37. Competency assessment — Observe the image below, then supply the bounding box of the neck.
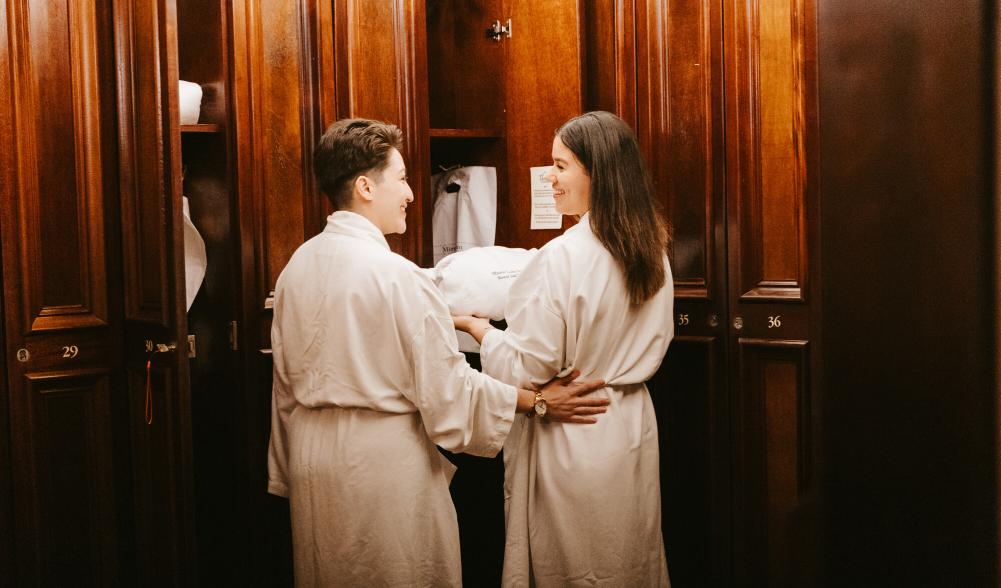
[343,204,386,234]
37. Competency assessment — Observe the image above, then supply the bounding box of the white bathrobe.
[267,211,517,587]
[479,213,674,587]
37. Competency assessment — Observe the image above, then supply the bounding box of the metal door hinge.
[187,335,196,358]
[228,321,239,351]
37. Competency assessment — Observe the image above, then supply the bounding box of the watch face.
[535,399,547,417]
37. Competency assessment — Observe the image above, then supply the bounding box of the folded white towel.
[182,197,207,310]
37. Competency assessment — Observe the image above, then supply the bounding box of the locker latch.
[486,18,512,42]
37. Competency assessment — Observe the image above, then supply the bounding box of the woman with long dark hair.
[455,111,674,586]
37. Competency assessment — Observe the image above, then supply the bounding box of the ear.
[353,174,375,203]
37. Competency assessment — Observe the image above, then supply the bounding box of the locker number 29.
[767,316,782,329]
[677,313,690,326]
[62,345,79,358]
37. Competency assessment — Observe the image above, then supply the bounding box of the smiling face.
[357,148,413,234]
[546,136,591,216]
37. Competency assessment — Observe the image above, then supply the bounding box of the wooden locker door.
[0,0,125,584]
[330,0,430,261]
[724,0,820,584]
[229,0,331,583]
[113,0,197,584]
[636,0,731,585]
[500,0,582,250]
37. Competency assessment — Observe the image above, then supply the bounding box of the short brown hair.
[313,118,404,210]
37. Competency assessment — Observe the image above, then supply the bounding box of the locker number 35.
[677,313,690,326]
[767,316,782,329]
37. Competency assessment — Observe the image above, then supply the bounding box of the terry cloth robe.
[267,211,517,587]
[479,212,674,587]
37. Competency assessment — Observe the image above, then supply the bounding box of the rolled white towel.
[434,246,537,321]
[178,80,203,125]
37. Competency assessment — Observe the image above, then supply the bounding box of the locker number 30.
[767,316,782,329]
[677,313,690,326]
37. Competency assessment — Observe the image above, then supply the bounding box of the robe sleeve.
[479,249,568,387]
[266,289,295,498]
[401,271,518,458]
[266,379,294,498]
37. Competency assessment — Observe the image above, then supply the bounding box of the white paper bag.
[431,166,497,264]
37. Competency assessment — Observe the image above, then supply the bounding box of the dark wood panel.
[123,365,192,586]
[333,0,429,263]
[399,0,430,265]
[230,3,324,584]
[581,0,637,127]
[649,334,730,587]
[5,0,109,332]
[500,0,581,250]
[16,370,118,586]
[725,0,813,302]
[733,338,814,587]
[29,0,80,311]
[309,0,337,131]
[114,0,197,584]
[344,0,401,121]
[426,0,505,131]
[581,0,617,115]
[302,0,336,231]
[1,0,126,581]
[176,0,227,125]
[179,129,243,586]
[0,0,12,573]
[249,0,309,301]
[669,0,720,300]
[115,0,170,325]
[818,0,997,583]
[636,0,724,302]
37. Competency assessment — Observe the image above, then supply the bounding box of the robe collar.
[324,210,391,251]
[566,211,592,236]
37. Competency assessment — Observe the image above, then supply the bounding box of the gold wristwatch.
[527,390,547,418]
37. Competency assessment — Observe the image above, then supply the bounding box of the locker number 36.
[767,316,782,329]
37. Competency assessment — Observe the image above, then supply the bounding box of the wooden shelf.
[429,127,504,139]
[180,123,223,133]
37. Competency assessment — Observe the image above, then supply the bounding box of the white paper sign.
[530,166,562,229]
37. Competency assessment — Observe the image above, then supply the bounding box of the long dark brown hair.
[556,111,669,306]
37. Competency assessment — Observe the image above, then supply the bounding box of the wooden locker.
[639,0,821,584]
[113,0,197,581]
[818,0,999,584]
[0,0,200,581]
[426,0,583,257]
[0,0,315,583]
[0,0,129,583]
[723,0,821,585]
